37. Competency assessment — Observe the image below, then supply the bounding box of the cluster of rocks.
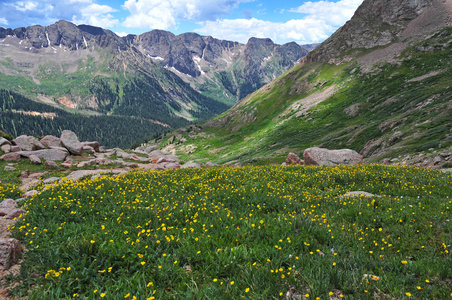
[282,147,363,166]
[0,131,207,172]
[0,130,107,170]
[381,149,452,169]
[0,198,25,272]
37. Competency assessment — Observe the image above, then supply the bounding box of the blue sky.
[0,0,364,44]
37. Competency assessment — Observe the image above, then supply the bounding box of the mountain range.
[0,20,312,147]
[160,0,452,165]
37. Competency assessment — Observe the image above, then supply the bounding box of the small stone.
[45,160,59,169]
[23,190,38,198]
[29,154,42,164]
[4,166,16,171]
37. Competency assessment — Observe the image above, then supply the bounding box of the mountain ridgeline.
[0,21,311,148]
[163,0,452,165]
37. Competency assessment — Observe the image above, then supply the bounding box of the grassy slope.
[165,28,452,165]
[6,164,452,299]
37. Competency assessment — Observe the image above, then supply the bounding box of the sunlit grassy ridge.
[10,165,452,299]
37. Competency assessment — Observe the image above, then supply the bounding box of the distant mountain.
[0,20,312,146]
[163,0,452,165]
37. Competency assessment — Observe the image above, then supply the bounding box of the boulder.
[1,144,11,153]
[82,145,96,155]
[148,150,172,158]
[60,130,83,155]
[12,135,45,151]
[0,238,23,270]
[0,152,21,161]
[39,135,61,148]
[29,154,42,164]
[98,146,107,153]
[45,160,59,169]
[164,162,181,169]
[4,166,16,171]
[61,162,73,168]
[303,147,363,166]
[144,145,158,153]
[285,153,304,165]
[0,137,11,147]
[49,146,69,153]
[81,141,100,152]
[18,149,68,161]
[43,177,61,184]
[181,162,201,169]
[10,145,21,152]
[0,199,18,209]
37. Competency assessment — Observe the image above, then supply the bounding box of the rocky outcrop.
[18,149,68,161]
[12,135,45,151]
[60,130,83,156]
[303,147,363,166]
[40,135,61,148]
[29,155,42,164]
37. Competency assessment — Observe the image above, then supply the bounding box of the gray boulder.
[181,162,201,169]
[1,144,11,153]
[12,135,45,151]
[60,130,83,155]
[144,145,158,153]
[285,153,304,165]
[303,147,363,166]
[0,153,21,161]
[81,141,100,152]
[4,166,16,171]
[29,154,42,164]
[18,149,68,161]
[40,135,61,148]
[10,145,21,152]
[82,145,96,154]
[0,137,11,147]
[45,160,59,168]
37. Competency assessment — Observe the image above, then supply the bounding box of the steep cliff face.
[304,0,451,64]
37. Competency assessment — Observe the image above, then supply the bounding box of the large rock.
[1,144,11,153]
[0,137,11,147]
[0,153,21,161]
[18,149,68,161]
[81,141,100,152]
[303,147,363,166]
[0,238,23,270]
[285,153,304,165]
[144,145,158,153]
[12,135,45,151]
[60,130,83,155]
[39,135,61,148]
[82,145,96,155]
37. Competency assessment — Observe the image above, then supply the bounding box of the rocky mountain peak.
[304,0,451,64]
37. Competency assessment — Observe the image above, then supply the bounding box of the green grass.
[7,165,452,299]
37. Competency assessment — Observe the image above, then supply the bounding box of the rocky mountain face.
[165,0,452,166]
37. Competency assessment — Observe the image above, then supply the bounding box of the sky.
[0,0,364,45]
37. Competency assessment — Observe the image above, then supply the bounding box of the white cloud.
[290,0,363,27]
[10,1,38,11]
[196,18,333,44]
[72,3,119,27]
[0,17,8,26]
[122,0,251,29]
[196,0,364,44]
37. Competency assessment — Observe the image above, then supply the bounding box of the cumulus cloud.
[290,0,363,27]
[196,0,363,44]
[122,0,252,29]
[0,17,8,26]
[196,18,333,44]
[0,0,119,29]
[72,3,119,27]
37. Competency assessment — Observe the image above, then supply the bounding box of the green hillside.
[162,26,452,165]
